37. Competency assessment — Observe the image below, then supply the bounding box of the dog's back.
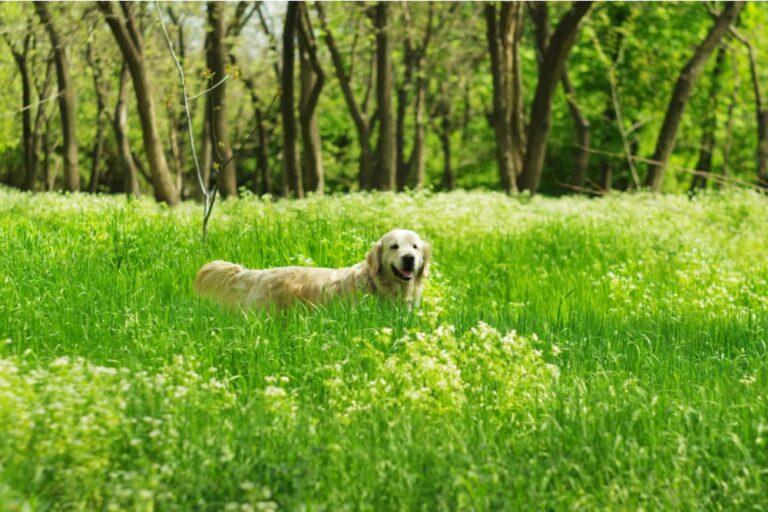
[194,260,256,308]
[194,260,364,310]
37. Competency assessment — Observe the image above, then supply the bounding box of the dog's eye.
[413,244,418,249]
[390,244,399,250]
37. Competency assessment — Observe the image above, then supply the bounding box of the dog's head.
[366,229,431,288]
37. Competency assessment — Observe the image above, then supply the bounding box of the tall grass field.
[1,188,767,510]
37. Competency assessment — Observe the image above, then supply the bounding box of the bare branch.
[578,144,762,190]
[189,74,231,101]
[153,1,214,240]
[256,2,281,79]
[588,26,641,189]
[229,1,258,38]
[0,91,63,119]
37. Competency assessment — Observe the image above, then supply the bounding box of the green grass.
[1,188,767,510]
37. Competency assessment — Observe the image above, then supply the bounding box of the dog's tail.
[194,260,251,307]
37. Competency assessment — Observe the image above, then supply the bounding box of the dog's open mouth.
[391,264,414,281]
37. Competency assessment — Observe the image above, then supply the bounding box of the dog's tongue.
[400,269,414,279]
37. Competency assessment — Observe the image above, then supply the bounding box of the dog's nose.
[401,255,415,271]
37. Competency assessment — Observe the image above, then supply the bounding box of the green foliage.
[1,2,767,193]
[1,189,767,508]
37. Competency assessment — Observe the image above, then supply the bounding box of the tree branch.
[154,1,215,240]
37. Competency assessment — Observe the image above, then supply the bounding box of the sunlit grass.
[1,188,767,509]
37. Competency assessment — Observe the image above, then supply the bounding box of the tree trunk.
[400,3,434,191]
[35,2,80,192]
[373,2,396,191]
[316,3,373,191]
[563,72,591,189]
[600,160,612,193]
[98,1,179,205]
[199,102,213,197]
[32,54,55,192]
[197,35,212,201]
[281,2,303,198]
[395,71,411,189]
[440,107,454,191]
[734,33,768,186]
[86,42,107,194]
[166,8,187,196]
[21,59,38,191]
[509,5,526,181]
[207,2,237,198]
[395,3,415,191]
[167,6,187,200]
[758,112,768,187]
[168,104,184,198]
[255,107,272,195]
[45,132,58,192]
[485,3,519,195]
[298,3,325,195]
[520,1,593,195]
[5,31,37,191]
[529,2,591,191]
[722,48,739,181]
[408,71,428,189]
[644,1,744,192]
[113,63,141,197]
[690,45,726,192]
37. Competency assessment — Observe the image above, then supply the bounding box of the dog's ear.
[417,240,432,280]
[366,241,382,276]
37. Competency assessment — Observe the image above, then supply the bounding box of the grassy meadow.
[1,188,767,510]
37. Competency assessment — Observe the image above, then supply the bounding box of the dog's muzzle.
[392,263,414,281]
[401,255,415,272]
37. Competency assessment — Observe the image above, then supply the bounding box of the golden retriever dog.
[194,229,431,311]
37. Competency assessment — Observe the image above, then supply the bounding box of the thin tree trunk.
[207,2,237,198]
[721,48,739,182]
[645,1,744,192]
[225,9,268,197]
[316,3,373,190]
[98,1,179,205]
[46,135,58,192]
[400,2,434,191]
[281,2,303,198]
[42,129,51,191]
[255,107,272,195]
[408,71,428,189]
[86,42,107,194]
[600,160,612,193]
[168,104,183,197]
[298,3,325,195]
[485,3,518,195]
[690,45,726,192]
[520,1,593,195]
[510,9,526,182]
[21,57,37,191]
[563,72,591,189]
[4,30,36,191]
[395,3,415,191]
[731,32,768,185]
[166,6,188,200]
[440,107,454,191]
[256,2,282,80]
[35,2,80,192]
[199,98,213,197]
[529,2,591,190]
[373,2,395,191]
[197,37,213,200]
[32,54,55,192]
[395,85,410,189]
[113,63,140,197]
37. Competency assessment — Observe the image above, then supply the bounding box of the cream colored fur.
[194,229,431,311]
